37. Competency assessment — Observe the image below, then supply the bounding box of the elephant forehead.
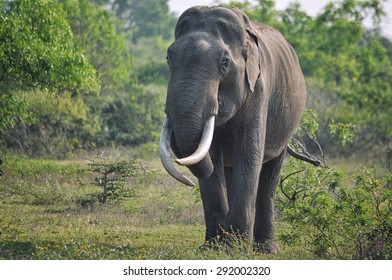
[196,40,212,51]
[175,6,247,44]
[169,35,216,60]
[175,34,212,48]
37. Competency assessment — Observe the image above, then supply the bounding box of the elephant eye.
[166,46,174,65]
[220,57,231,76]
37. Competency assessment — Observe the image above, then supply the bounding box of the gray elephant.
[159,6,306,253]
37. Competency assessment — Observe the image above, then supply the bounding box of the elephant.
[159,6,307,253]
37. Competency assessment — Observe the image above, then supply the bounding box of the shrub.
[277,159,392,259]
[279,109,391,259]
[83,154,145,205]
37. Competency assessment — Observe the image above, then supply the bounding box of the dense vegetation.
[1,0,391,159]
[1,0,172,155]
[0,0,391,259]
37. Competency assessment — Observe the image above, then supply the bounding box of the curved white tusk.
[159,118,195,187]
[175,116,215,166]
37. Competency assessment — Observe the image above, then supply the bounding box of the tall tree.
[0,0,99,93]
[0,0,99,135]
[98,0,176,42]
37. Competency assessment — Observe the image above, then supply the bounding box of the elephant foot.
[201,231,250,252]
[201,239,218,250]
[254,240,280,254]
[200,239,226,254]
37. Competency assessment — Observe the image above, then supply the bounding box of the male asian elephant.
[159,6,306,253]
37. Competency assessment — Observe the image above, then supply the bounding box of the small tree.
[86,155,144,205]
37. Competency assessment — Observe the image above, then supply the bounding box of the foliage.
[130,36,171,85]
[0,0,100,134]
[83,154,144,205]
[1,0,170,153]
[279,108,390,260]
[59,0,170,148]
[0,0,99,92]
[101,83,166,146]
[59,0,132,147]
[1,0,391,159]
[59,0,132,93]
[281,0,392,153]
[277,160,392,259]
[106,0,176,42]
[294,109,319,140]
[0,92,30,133]
[329,120,357,146]
[1,91,100,157]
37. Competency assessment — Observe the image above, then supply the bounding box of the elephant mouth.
[159,116,215,186]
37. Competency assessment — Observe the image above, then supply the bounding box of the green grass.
[0,153,248,259]
[0,201,309,260]
[1,152,388,260]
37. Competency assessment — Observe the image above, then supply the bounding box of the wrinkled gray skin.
[161,6,306,253]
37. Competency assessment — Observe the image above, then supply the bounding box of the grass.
[0,204,206,259]
[0,152,256,260]
[1,150,388,260]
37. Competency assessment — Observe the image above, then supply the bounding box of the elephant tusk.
[159,118,196,187]
[175,116,215,166]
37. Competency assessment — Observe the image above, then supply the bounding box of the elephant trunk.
[168,114,214,179]
[160,81,218,184]
[175,115,215,166]
[159,116,215,185]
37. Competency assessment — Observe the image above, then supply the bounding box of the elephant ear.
[246,32,261,92]
[232,9,261,93]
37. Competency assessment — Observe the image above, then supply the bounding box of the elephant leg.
[199,142,228,243]
[254,149,285,254]
[224,166,234,205]
[224,134,264,243]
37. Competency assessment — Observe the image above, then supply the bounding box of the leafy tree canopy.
[0,0,99,93]
[95,0,176,42]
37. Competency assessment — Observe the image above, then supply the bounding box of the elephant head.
[160,7,261,185]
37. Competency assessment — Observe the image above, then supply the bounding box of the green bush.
[2,91,100,158]
[83,154,145,205]
[279,108,391,259]
[277,159,392,259]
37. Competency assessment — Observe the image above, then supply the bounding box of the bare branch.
[280,168,306,201]
[308,134,328,168]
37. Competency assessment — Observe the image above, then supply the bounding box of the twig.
[308,135,328,168]
[314,223,342,259]
[387,144,392,174]
[280,168,306,201]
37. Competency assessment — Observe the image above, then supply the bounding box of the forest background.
[1,0,391,160]
[0,0,391,260]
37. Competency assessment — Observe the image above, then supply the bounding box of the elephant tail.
[287,146,321,167]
